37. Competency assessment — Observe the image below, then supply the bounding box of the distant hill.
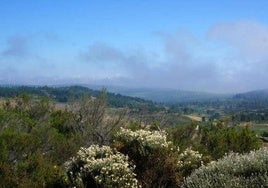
[234,89,268,101]
[93,86,230,104]
[0,85,163,111]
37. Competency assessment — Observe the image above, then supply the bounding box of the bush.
[183,147,268,188]
[65,145,138,188]
[114,127,181,187]
[115,127,170,150]
[200,123,261,159]
[177,148,204,177]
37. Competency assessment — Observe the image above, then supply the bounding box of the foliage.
[113,127,181,187]
[171,122,261,159]
[0,86,266,187]
[0,96,71,187]
[0,85,163,111]
[200,123,261,159]
[183,147,268,188]
[70,89,125,145]
[65,145,138,188]
[177,148,205,177]
[171,123,199,150]
[0,91,123,187]
[115,127,170,149]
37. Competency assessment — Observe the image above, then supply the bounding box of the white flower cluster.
[178,148,203,168]
[115,127,170,148]
[66,145,138,188]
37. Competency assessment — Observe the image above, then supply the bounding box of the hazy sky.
[1,0,268,93]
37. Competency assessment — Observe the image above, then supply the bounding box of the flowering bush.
[177,148,204,177]
[115,127,170,149]
[65,145,138,188]
[183,147,268,187]
[114,127,181,187]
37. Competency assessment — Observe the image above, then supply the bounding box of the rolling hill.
[0,85,163,111]
[91,85,231,104]
[234,89,268,100]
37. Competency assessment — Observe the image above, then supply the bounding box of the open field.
[184,114,202,122]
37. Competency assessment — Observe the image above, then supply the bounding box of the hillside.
[234,89,268,100]
[0,90,264,187]
[87,85,231,104]
[0,85,163,111]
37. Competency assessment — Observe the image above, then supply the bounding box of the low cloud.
[80,43,124,63]
[1,21,268,93]
[78,21,268,92]
[207,20,268,91]
[79,31,219,92]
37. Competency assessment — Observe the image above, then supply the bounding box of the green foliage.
[200,123,261,159]
[0,128,67,187]
[0,87,266,187]
[171,122,198,150]
[50,110,76,135]
[183,147,268,188]
[0,95,74,186]
[171,122,261,160]
[0,91,126,187]
[0,85,162,111]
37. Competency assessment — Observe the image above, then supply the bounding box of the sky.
[1,0,268,93]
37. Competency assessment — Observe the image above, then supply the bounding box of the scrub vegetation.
[0,86,267,187]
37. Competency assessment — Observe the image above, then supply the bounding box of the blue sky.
[1,0,268,93]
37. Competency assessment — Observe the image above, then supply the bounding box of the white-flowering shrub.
[183,147,268,188]
[65,145,138,188]
[178,148,203,166]
[177,148,203,177]
[115,127,170,149]
[114,127,181,187]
